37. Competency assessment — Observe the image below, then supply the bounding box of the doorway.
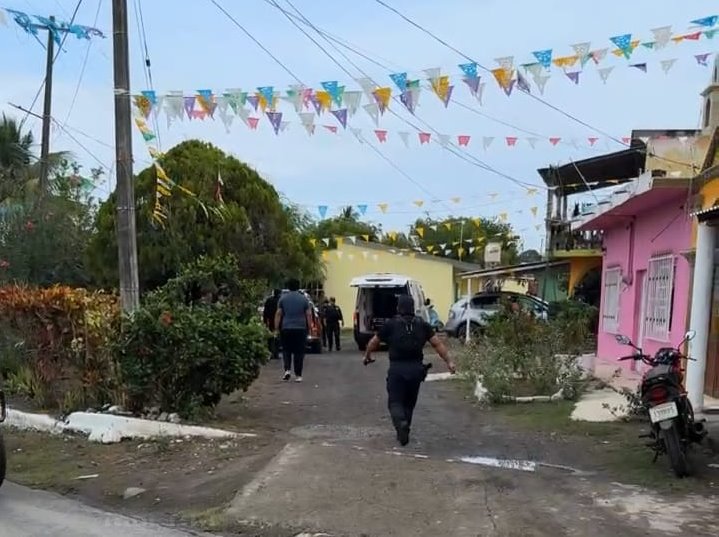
[705,264,719,398]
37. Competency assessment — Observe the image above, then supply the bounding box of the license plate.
[648,401,678,423]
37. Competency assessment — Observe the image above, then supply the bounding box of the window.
[602,267,621,333]
[470,295,499,310]
[644,255,675,341]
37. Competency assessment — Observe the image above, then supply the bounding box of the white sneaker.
[295,376,303,383]
[282,371,291,381]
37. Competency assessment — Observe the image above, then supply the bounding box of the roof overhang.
[691,204,719,222]
[536,143,647,195]
[575,172,691,231]
[460,260,570,279]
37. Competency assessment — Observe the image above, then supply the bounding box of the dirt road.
[3,346,719,536]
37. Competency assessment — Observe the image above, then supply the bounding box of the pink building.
[576,171,693,371]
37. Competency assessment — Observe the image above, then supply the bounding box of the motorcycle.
[0,382,6,488]
[614,330,707,477]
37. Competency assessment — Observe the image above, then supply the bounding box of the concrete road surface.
[0,482,209,537]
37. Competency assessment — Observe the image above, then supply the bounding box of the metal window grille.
[643,255,675,341]
[602,267,621,333]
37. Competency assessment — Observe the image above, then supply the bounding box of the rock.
[158,412,168,422]
[100,429,123,444]
[107,405,123,414]
[123,487,147,500]
[168,413,180,424]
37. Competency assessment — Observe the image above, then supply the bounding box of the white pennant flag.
[533,75,550,95]
[299,112,315,135]
[640,136,650,144]
[355,77,376,100]
[363,103,380,127]
[525,63,544,77]
[482,136,495,150]
[598,66,614,84]
[439,243,447,249]
[469,246,476,254]
[423,67,441,81]
[398,131,410,148]
[347,236,357,244]
[350,127,364,143]
[163,93,185,127]
[652,26,672,49]
[571,42,591,58]
[527,137,538,149]
[494,56,514,70]
[322,238,330,246]
[438,134,451,147]
[660,59,677,74]
[343,91,362,116]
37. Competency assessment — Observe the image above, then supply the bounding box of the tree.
[398,216,519,265]
[86,140,321,291]
[518,249,542,263]
[0,162,99,287]
[307,205,379,248]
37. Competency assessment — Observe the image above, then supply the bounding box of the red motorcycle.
[615,330,707,477]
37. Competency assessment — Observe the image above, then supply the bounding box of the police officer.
[363,295,456,446]
[324,297,343,352]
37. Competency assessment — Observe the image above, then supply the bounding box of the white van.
[350,273,429,350]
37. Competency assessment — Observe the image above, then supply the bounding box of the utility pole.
[112,0,140,312]
[38,16,55,195]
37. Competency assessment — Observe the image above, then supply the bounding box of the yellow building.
[322,242,481,322]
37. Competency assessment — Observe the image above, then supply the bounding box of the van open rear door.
[350,275,411,288]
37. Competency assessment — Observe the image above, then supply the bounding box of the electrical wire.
[208,0,304,85]
[212,0,451,207]
[132,0,162,149]
[19,0,85,129]
[275,0,542,191]
[371,0,703,171]
[56,0,103,139]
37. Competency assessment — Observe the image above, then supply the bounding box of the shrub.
[459,300,587,403]
[115,254,268,418]
[0,285,121,412]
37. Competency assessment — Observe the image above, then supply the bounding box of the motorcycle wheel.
[0,433,5,488]
[662,425,689,478]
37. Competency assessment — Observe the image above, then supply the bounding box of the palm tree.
[0,115,72,204]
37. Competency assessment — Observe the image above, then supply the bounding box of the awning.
[691,204,719,222]
[460,260,569,279]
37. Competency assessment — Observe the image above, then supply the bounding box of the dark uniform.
[263,290,281,360]
[324,299,343,352]
[319,299,330,348]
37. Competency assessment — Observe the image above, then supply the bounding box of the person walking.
[324,297,343,352]
[274,279,313,382]
[363,295,455,446]
[262,289,281,360]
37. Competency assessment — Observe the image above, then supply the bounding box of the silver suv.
[445,292,549,339]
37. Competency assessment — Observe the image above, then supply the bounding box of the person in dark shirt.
[324,297,344,352]
[274,279,313,382]
[263,289,281,360]
[363,295,455,446]
[319,298,330,349]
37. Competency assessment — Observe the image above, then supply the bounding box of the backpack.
[391,316,426,359]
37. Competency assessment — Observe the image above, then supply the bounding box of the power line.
[57,0,104,138]
[208,0,304,84]
[371,0,701,171]
[132,0,161,148]
[267,0,544,191]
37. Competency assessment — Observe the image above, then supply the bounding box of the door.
[705,265,719,398]
[633,270,647,372]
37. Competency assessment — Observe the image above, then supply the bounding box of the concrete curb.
[5,409,254,444]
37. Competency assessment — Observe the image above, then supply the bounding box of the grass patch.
[491,401,719,494]
[181,506,228,532]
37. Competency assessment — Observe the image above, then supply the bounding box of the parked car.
[445,291,549,339]
[350,273,430,350]
[258,290,323,354]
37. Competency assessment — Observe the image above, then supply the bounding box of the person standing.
[274,279,312,382]
[324,297,343,352]
[319,298,330,349]
[263,289,281,360]
[363,295,455,446]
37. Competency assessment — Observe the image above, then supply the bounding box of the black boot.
[396,421,410,446]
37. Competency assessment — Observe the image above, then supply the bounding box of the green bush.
[459,300,587,402]
[115,254,268,418]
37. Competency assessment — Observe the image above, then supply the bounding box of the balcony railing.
[551,229,603,256]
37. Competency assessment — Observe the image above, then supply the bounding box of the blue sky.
[0,0,716,251]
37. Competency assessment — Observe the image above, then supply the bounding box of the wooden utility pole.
[112,0,140,312]
[38,15,55,195]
